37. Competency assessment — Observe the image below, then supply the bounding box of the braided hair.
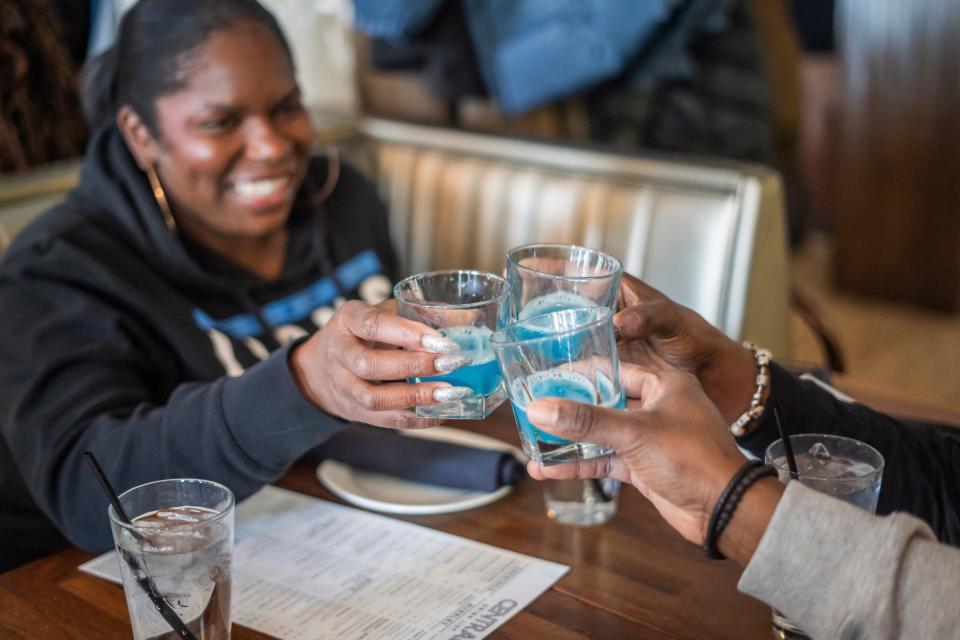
[0,0,87,173]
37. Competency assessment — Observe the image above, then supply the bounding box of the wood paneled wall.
[833,0,960,309]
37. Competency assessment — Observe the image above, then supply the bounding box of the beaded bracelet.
[729,341,771,437]
[703,461,779,560]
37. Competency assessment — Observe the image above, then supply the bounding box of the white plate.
[317,427,526,515]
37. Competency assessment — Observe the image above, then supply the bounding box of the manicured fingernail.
[433,386,473,402]
[527,399,559,426]
[434,355,472,373]
[422,334,460,354]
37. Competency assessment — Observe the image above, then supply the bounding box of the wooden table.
[0,407,774,640]
[3,379,956,640]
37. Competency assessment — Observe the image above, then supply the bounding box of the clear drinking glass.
[108,478,235,640]
[395,269,509,419]
[544,478,621,526]
[505,243,622,320]
[765,434,884,640]
[491,306,624,466]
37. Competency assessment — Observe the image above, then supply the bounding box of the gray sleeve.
[738,482,960,639]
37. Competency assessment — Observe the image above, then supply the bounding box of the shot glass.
[765,434,884,640]
[505,243,622,320]
[108,478,235,640]
[491,306,624,466]
[544,478,621,526]
[395,269,509,419]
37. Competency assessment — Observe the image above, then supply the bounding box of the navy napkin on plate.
[310,425,525,492]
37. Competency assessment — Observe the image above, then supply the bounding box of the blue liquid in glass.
[517,291,597,320]
[511,370,625,449]
[515,292,600,360]
[416,326,502,396]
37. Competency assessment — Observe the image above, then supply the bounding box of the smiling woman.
[94,6,313,278]
[0,0,471,572]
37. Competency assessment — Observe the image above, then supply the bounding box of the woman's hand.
[289,300,472,429]
[614,274,762,424]
[525,363,750,545]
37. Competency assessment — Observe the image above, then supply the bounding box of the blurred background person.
[352,0,808,244]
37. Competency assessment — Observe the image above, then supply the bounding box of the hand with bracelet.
[610,274,960,547]
[524,361,960,639]
[613,273,770,432]
[580,273,960,638]
[524,362,783,565]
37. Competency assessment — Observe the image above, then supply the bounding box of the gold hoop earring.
[146,166,177,233]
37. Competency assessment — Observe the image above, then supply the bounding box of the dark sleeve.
[325,159,399,283]
[0,276,345,553]
[736,362,960,546]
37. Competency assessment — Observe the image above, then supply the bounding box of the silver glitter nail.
[422,334,460,354]
[433,386,473,402]
[434,355,472,372]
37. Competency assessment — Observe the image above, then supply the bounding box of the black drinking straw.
[83,451,197,640]
[772,406,800,480]
[591,478,612,502]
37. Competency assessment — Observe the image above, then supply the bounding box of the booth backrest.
[0,162,80,257]
[361,119,791,357]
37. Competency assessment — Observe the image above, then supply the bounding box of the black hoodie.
[0,126,397,571]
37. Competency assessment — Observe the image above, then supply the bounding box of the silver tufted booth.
[358,119,791,358]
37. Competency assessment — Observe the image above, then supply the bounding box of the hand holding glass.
[394,270,509,419]
[492,306,625,466]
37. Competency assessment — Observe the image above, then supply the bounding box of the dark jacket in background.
[0,125,396,571]
[354,0,726,116]
[354,0,771,167]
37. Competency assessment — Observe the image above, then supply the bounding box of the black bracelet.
[703,461,761,559]
[703,461,778,560]
[713,464,779,554]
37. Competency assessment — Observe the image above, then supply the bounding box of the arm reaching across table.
[524,361,960,639]
[612,273,960,544]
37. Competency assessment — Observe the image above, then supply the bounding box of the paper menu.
[81,486,568,640]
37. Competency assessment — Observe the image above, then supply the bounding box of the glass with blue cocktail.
[491,307,624,466]
[395,270,509,419]
[505,243,621,322]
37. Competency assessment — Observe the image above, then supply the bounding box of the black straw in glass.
[772,406,800,480]
[83,451,197,640]
[591,478,612,502]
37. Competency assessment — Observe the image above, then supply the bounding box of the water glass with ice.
[765,434,884,640]
[505,243,622,321]
[491,306,625,466]
[543,478,621,526]
[108,478,235,640]
[395,270,509,419]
